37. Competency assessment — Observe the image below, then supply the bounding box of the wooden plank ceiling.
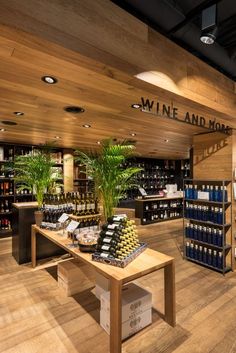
[0,0,235,159]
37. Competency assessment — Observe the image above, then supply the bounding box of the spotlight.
[41,76,58,84]
[200,4,217,45]
[131,103,142,109]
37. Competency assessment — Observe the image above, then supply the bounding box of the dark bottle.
[217,208,223,225]
[189,224,194,238]
[198,225,203,241]
[217,229,223,247]
[185,223,190,237]
[189,243,194,258]
[203,247,207,263]
[209,185,214,201]
[186,242,190,257]
[212,250,217,267]
[207,227,212,244]
[97,237,117,247]
[212,229,217,245]
[207,249,212,266]
[198,246,203,262]
[217,251,223,269]
[194,244,199,260]
[202,226,207,242]
[99,252,115,259]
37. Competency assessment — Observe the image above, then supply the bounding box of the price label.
[58,213,69,223]
[66,220,79,233]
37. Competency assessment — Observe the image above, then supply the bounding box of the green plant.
[13,147,62,209]
[75,139,142,221]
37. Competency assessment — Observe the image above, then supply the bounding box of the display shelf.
[144,206,182,212]
[141,215,182,225]
[185,237,231,251]
[0,195,14,198]
[185,218,231,228]
[0,229,12,235]
[0,142,64,237]
[0,212,12,215]
[183,179,232,275]
[184,199,231,206]
[185,256,231,273]
[69,213,101,221]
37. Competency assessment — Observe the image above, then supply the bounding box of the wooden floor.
[1,220,236,353]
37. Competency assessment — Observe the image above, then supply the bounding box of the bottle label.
[108,224,116,230]
[77,204,82,211]
[103,237,112,243]
[101,245,110,251]
[81,204,85,211]
[106,231,114,236]
[91,203,95,210]
[100,253,109,258]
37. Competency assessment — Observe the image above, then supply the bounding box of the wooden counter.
[12,201,38,208]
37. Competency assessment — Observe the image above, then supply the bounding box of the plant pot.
[34,210,43,227]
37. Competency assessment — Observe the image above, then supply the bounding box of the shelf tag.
[66,220,79,233]
[58,213,69,223]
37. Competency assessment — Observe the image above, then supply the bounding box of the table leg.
[110,279,122,353]
[164,261,176,327]
[31,226,36,268]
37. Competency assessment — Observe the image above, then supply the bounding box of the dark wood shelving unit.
[0,143,64,237]
[183,179,232,275]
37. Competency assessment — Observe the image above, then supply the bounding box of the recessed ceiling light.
[164,139,169,142]
[130,133,136,137]
[64,106,85,114]
[83,124,91,128]
[54,136,61,139]
[13,111,24,116]
[97,141,101,144]
[0,128,6,132]
[131,103,142,109]
[1,121,17,126]
[41,76,58,84]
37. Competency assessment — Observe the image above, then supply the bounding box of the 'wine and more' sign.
[140,97,231,134]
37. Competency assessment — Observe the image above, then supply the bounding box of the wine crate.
[100,282,152,339]
[92,242,147,268]
[94,272,110,299]
[58,259,95,295]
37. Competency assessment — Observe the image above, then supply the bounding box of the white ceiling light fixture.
[200,4,217,45]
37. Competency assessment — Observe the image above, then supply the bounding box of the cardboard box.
[58,275,84,296]
[100,282,152,322]
[100,308,152,340]
[94,272,110,299]
[57,259,95,296]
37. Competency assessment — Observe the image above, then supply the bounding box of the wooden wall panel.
[0,0,235,119]
[193,133,232,180]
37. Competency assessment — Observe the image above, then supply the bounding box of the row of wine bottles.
[144,200,182,211]
[0,218,11,230]
[41,210,100,230]
[43,192,99,216]
[186,242,223,269]
[184,184,228,202]
[185,203,224,224]
[0,182,14,195]
[142,210,181,223]
[185,223,223,247]
[96,216,139,260]
[0,200,11,213]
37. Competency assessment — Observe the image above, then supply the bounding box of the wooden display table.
[31,225,176,353]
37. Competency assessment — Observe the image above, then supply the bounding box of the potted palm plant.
[14,146,62,226]
[75,139,142,221]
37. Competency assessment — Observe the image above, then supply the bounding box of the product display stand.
[31,225,176,353]
[183,179,232,274]
[135,196,183,225]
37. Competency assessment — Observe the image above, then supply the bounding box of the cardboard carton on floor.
[58,259,95,296]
